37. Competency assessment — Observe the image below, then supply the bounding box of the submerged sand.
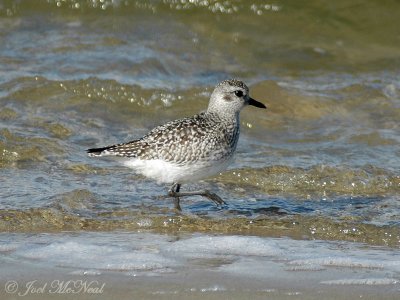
[0,232,398,300]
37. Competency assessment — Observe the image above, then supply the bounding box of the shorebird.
[87,79,266,210]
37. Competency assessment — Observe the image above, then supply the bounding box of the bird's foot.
[168,189,226,207]
[202,190,226,206]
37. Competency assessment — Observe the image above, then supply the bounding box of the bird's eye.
[234,90,243,97]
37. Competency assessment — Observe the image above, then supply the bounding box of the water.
[0,232,399,298]
[0,0,399,298]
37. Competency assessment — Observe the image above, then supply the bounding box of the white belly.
[122,157,233,184]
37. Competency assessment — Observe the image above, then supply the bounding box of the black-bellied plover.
[87,79,266,210]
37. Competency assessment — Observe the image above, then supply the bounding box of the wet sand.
[1,255,399,300]
[0,232,399,300]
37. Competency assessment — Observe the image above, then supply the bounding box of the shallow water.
[0,0,399,297]
[0,232,399,299]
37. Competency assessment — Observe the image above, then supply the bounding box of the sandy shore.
[1,242,399,300]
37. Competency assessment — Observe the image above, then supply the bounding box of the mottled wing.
[87,113,234,164]
[140,113,213,164]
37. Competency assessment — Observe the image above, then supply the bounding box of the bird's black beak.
[248,97,267,109]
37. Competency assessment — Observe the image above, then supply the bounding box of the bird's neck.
[205,110,240,125]
[204,111,240,142]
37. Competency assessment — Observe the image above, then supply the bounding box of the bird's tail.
[87,140,139,158]
[87,146,114,157]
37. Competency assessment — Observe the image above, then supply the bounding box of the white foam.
[285,265,326,271]
[287,257,384,269]
[15,234,177,272]
[4,232,400,283]
[69,270,102,276]
[0,244,19,252]
[164,235,283,258]
[321,278,399,285]
[219,257,281,279]
[199,285,227,292]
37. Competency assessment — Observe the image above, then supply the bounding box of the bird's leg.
[168,183,182,211]
[168,183,226,207]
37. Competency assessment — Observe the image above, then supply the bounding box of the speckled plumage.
[91,112,238,163]
[87,79,266,186]
[217,79,248,91]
